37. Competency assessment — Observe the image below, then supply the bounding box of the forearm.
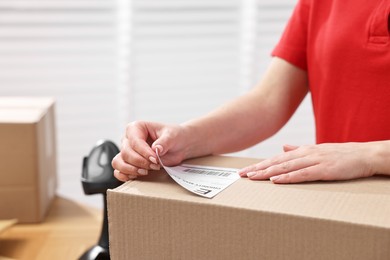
[181,57,308,159]
[182,91,282,156]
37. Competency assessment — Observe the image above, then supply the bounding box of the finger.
[112,153,150,176]
[247,157,317,180]
[126,121,157,140]
[122,137,159,169]
[152,135,174,157]
[152,144,164,156]
[270,165,322,184]
[239,151,294,177]
[283,144,300,152]
[113,170,137,182]
[238,160,269,177]
[125,137,159,165]
[261,146,307,169]
[125,122,160,165]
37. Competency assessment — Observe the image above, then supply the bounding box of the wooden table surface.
[0,196,102,260]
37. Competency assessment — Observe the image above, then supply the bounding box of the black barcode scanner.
[79,140,123,260]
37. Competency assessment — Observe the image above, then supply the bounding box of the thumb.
[283,144,299,152]
[151,143,164,156]
[151,133,174,157]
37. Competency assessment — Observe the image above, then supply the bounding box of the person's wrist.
[368,141,390,176]
[180,122,212,159]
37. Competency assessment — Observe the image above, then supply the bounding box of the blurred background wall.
[0,0,314,208]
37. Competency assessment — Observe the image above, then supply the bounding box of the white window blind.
[0,0,126,207]
[129,0,242,123]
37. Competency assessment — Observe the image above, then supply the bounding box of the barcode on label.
[183,168,233,177]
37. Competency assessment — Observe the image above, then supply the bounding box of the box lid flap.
[0,108,44,123]
[0,97,54,109]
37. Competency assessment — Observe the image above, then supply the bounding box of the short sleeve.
[271,0,311,70]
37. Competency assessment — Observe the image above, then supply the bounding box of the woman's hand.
[238,143,376,184]
[112,121,190,182]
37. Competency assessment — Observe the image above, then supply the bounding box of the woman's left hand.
[238,143,375,184]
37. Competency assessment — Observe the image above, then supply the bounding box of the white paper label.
[156,151,240,198]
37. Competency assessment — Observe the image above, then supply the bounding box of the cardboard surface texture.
[0,97,57,223]
[108,156,390,260]
[0,219,16,234]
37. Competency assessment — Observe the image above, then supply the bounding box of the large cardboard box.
[0,97,57,223]
[108,156,390,260]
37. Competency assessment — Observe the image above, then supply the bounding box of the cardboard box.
[108,155,390,260]
[0,219,17,234]
[0,97,57,223]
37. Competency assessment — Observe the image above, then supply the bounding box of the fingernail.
[154,145,163,154]
[238,168,246,174]
[247,172,256,178]
[127,175,137,181]
[149,156,157,164]
[150,163,160,170]
[270,176,280,183]
[137,169,148,175]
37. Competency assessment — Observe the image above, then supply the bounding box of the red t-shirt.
[272,0,390,143]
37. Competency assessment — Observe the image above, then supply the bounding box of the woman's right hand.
[112,121,191,182]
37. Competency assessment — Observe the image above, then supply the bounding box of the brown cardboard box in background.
[0,219,17,234]
[0,97,57,223]
[108,156,390,260]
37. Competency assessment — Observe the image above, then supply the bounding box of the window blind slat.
[0,1,112,9]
